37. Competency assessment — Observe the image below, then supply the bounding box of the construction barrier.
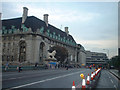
[72,68,101,90]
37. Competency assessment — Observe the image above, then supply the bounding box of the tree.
[109,55,120,70]
[49,45,68,64]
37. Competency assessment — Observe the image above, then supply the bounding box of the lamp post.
[103,49,110,69]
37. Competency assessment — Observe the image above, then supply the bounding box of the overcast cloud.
[1,1,118,58]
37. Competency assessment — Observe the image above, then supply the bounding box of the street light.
[103,49,110,69]
[103,49,109,59]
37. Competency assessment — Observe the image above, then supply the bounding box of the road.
[96,70,120,89]
[2,68,120,89]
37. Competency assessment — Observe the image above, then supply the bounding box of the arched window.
[39,42,45,63]
[19,40,26,62]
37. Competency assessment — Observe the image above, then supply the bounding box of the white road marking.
[9,78,16,80]
[108,71,119,81]
[114,85,116,88]
[10,71,84,89]
[3,69,83,77]
[111,79,113,83]
[3,69,84,81]
[3,78,17,81]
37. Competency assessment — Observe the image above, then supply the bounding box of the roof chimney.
[65,27,69,36]
[22,7,28,24]
[43,14,49,27]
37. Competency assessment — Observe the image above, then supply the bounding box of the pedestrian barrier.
[72,68,101,90]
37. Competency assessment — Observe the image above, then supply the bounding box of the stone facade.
[1,7,86,66]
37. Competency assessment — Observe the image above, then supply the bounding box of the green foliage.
[49,45,68,64]
[110,55,120,69]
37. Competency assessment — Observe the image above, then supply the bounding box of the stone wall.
[2,27,86,66]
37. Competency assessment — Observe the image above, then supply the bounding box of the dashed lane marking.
[111,79,113,83]
[114,85,116,88]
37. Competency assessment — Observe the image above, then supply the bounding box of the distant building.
[77,44,86,66]
[86,51,108,66]
[1,7,86,66]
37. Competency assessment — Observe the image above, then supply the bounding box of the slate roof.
[2,16,76,44]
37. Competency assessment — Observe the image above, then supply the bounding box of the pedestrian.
[35,62,38,69]
[55,65,57,69]
[18,66,22,72]
[50,64,51,69]
[18,63,22,72]
[66,64,68,70]
[5,62,9,71]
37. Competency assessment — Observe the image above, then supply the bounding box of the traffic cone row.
[72,68,102,89]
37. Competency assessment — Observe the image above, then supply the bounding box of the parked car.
[110,66,114,69]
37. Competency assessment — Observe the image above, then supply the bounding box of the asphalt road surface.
[96,70,120,89]
[2,68,120,89]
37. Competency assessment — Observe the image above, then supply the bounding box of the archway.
[39,42,45,63]
[19,40,26,62]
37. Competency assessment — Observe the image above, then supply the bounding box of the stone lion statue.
[47,50,56,60]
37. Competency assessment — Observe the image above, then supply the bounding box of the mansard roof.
[2,16,76,44]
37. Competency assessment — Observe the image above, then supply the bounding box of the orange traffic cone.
[86,74,90,85]
[98,68,100,73]
[95,70,97,76]
[72,81,75,90]
[95,69,98,76]
[82,77,86,90]
[96,69,99,75]
[91,72,93,80]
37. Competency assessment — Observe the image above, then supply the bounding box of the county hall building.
[1,7,86,66]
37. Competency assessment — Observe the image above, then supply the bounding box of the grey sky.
[1,1,118,58]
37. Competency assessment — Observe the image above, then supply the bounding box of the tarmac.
[109,69,120,80]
